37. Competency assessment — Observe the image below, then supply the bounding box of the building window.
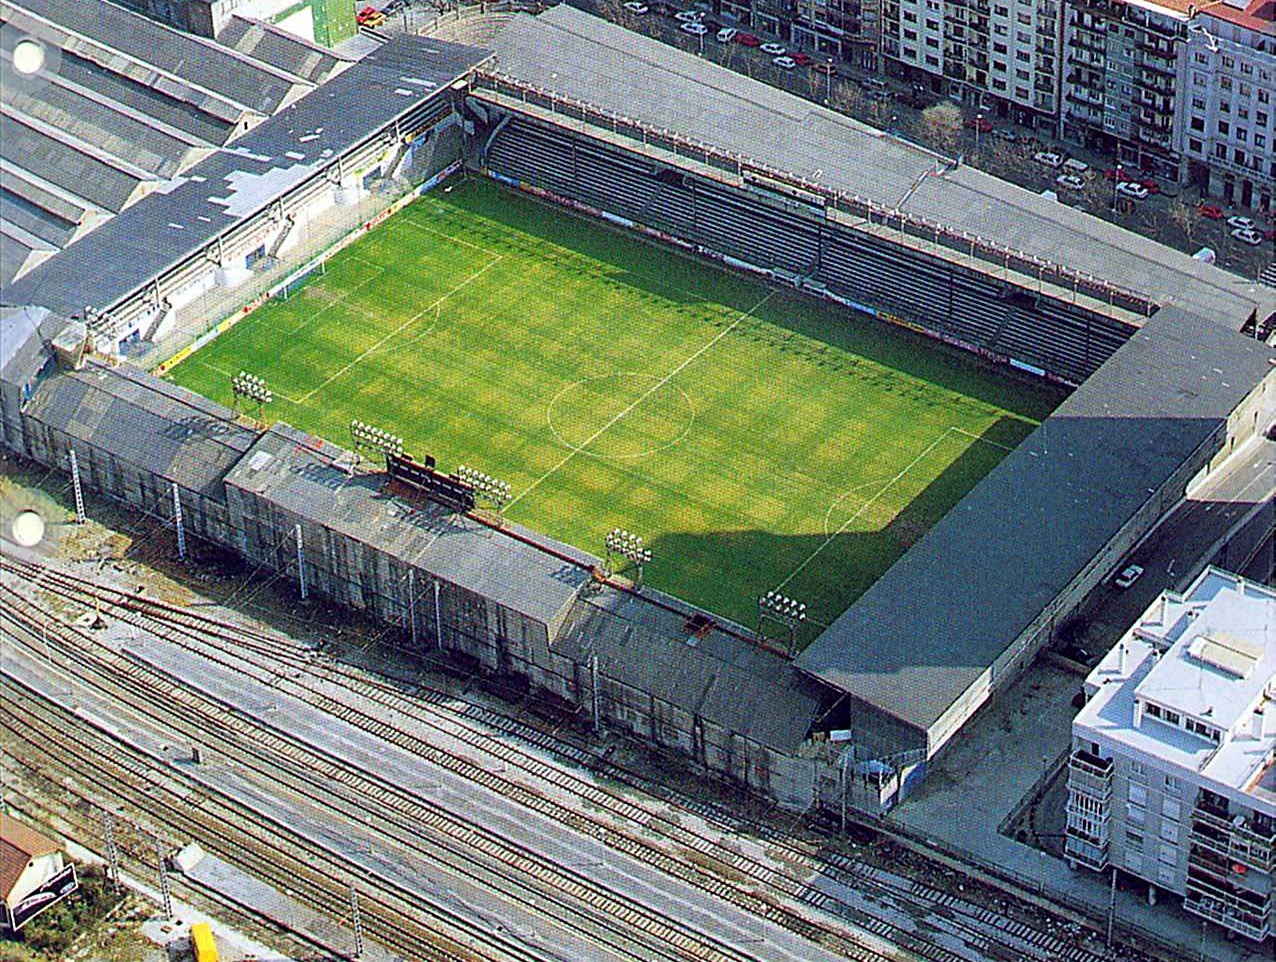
[1130,760,1147,780]
[1189,138,1203,153]
[1216,144,1228,159]
[1163,775,1181,798]
[1192,97,1206,110]
[1194,52,1209,65]
[1157,864,1175,885]
[1222,55,1234,69]
[1191,116,1205,132]
[1220,100,1231,114]
[1163,710,1181,726]
[1161,820,1179,844]
[1127,802,1147,825]
[1144,704,1162,720]
[1221,77,1232,91]
[1126,828,1145,848]
[1125,850,1143,872]
[1129,782,1148,805]
[1256,133,1266,149]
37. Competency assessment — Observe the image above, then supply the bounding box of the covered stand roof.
[223,423,592,631]
[3,34,491,316]
[485,6,1273,328]
[796,308,1276,744]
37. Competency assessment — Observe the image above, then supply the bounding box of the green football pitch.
[168,177,1063,636]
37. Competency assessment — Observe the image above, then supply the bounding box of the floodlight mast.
[350,419,404,459]
[231,371,272,419]
[457,465,512,512]
[757,589,808,655]
[604,527,652,586]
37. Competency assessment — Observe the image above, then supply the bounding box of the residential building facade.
[1175,0,1276,212]
[1060,0,1187,181]
[718,0,883,66]
[1065,567,1276,943]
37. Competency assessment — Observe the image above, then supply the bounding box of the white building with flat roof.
[1065,566,1276,943]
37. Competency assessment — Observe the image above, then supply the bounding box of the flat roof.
[485,6,1273,328]
[795,308,1276,739]
[3,35,492,317]
[223,423,592,630]
[1077,569,1276,808]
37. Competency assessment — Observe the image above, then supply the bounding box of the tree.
[920,102,964,154]
[1166,197,1198,248]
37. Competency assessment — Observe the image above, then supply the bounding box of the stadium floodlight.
[758,589,808,654]
[350,419,404,459]
[604,527,652,583]
[231,371,272,417]
[456,465,511,511]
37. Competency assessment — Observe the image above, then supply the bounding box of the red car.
[1140,178,1161,194]
[356,5,378,24]
[1198,204,1225,220]
[964,117,993,133]
[812,61,838,76]
[792,51,814,67]
[735,32,762,46]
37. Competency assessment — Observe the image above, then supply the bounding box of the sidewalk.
[889,661,1270,962]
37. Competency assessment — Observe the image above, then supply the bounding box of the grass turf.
[168,177,1064,637]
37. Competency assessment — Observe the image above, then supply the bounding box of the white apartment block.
[1175,0,1276,212]
[1066,567,1275,942]
[880,0,1063,126]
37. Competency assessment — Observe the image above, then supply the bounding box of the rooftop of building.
[0,815,61,899]
[222,422,594,631]
[2,34,492,317]
[796,307,1276,745]
[1199,0,1276,33]
[1076,568,1276,810]
[484,5,1274,329]
[555,586,825,754]
[21,356,258,500]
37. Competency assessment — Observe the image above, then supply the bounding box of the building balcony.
[1191,812,1276,875]
[1184,872,1272,942]
[1065,834,1109,871]
[1068,750,1114,799]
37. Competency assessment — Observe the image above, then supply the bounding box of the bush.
[16,864,122,959]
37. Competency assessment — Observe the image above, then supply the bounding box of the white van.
[716,27,737,42]
[1062,157,1090,174]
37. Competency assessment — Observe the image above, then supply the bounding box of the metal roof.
[486,6,1273,328]
[215,16,351,87]
[0,111,145,213]
[555,588,824,753]
[222,423,592,630]
[3,35,492,317]
[0,304,61,388]
[795,307,1276,740]
[21,359,257,500]
[6,0,308,117]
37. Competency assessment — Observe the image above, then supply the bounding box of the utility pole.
[69,449,85,524]
[172,482,186,560]
[295,523,307,600]
[101,810,120,893]
[154,835,173,920]
[349,882,364,958]
[1105,865,1117,949]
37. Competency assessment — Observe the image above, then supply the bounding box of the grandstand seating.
[484,114,1134,384]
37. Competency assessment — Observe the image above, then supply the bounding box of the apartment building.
[878,0,1064,126]
[1059,0,1187,181]
[718,0,883,66]
[1175,0,1276,212]
[1065,567,1275,943]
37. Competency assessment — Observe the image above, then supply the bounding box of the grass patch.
[168,177,1062,638]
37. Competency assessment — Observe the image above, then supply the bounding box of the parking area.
[578,0,1274,280]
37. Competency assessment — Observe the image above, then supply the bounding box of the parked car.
[1227,215,1257,231]
[964,116,993,133]
[760,42,787,55]
[792,51,814,66]
[623,1,650,11]
[812,60,837,76]
[773,55,797,69]
[680,20,708,34]
[1056,173,1086,191]
[862,77,888,90]
[1231,227,1265,246]
[673,8,704,21]
[1033,151,1064,167]
[1198,203,1225,220]
[992,128,1019,142]
[1113,564,1144,589]
[735,32,762,46]
[356,5,379,25]
[1062,158,1090,174]
[1102,167,1136,182]
[1115,181,1150,200]
[715,26,737,42]
[1061,644,1095,666]
[866,89,893,102]
[361,10,385,27]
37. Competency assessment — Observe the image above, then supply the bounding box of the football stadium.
[3,0,1274,814]
[164,177,1060,631]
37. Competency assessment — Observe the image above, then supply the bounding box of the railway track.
[2,589,800,962]
[4,556,1113,962]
